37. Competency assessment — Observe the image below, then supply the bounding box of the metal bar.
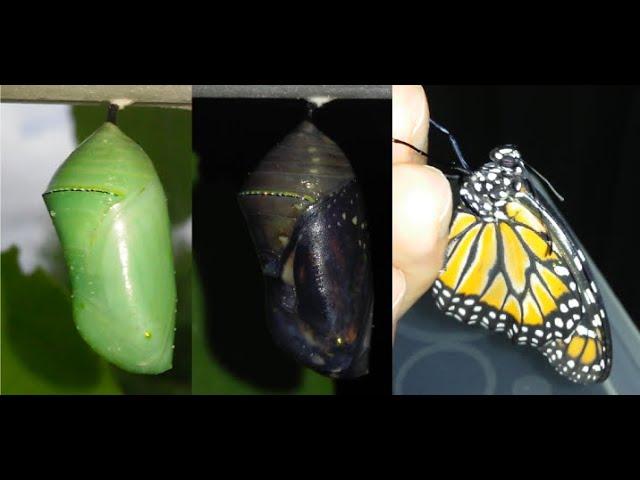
[0,85,192,109]
[193,85,391,100]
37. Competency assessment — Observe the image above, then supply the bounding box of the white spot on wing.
[554,266,569,276]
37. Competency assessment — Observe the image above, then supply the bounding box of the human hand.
[392,85,453,339]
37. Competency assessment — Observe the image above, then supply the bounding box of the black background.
[193,98,391,395]
[424,85,640,328]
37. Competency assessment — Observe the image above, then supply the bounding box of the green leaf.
[191,263,334,395]
[72,105,195,224]
[1,247,122,394]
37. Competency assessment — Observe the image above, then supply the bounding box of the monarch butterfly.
[43,106,177,374]
[238,120,373,378]
[426,119,612,384]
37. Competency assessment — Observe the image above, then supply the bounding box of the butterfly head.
[489,145,525,175]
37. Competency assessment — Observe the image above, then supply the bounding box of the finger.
[392,265,406,339]
[392,85,429,165]
[392,163,453,323]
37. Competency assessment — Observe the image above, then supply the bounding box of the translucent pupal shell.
[238,120,373,378]
[43,122,176,374]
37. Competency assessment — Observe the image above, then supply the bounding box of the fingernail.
[392,267,406,315]
[439,193,452,239]
[425,165,453,239]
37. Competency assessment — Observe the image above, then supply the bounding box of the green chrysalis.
[43,119,176,374]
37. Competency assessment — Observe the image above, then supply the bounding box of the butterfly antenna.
[429,118,471,171]
[526,163,565,202]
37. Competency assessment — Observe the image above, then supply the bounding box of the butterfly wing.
[432,169,612,384]
[517,190,612,383]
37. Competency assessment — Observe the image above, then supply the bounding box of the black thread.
[107,103,119,124]
[392,138,428,158]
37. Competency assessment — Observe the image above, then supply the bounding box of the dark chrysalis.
[238,120,374,378]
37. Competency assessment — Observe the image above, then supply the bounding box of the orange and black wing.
[432,199,611,384]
